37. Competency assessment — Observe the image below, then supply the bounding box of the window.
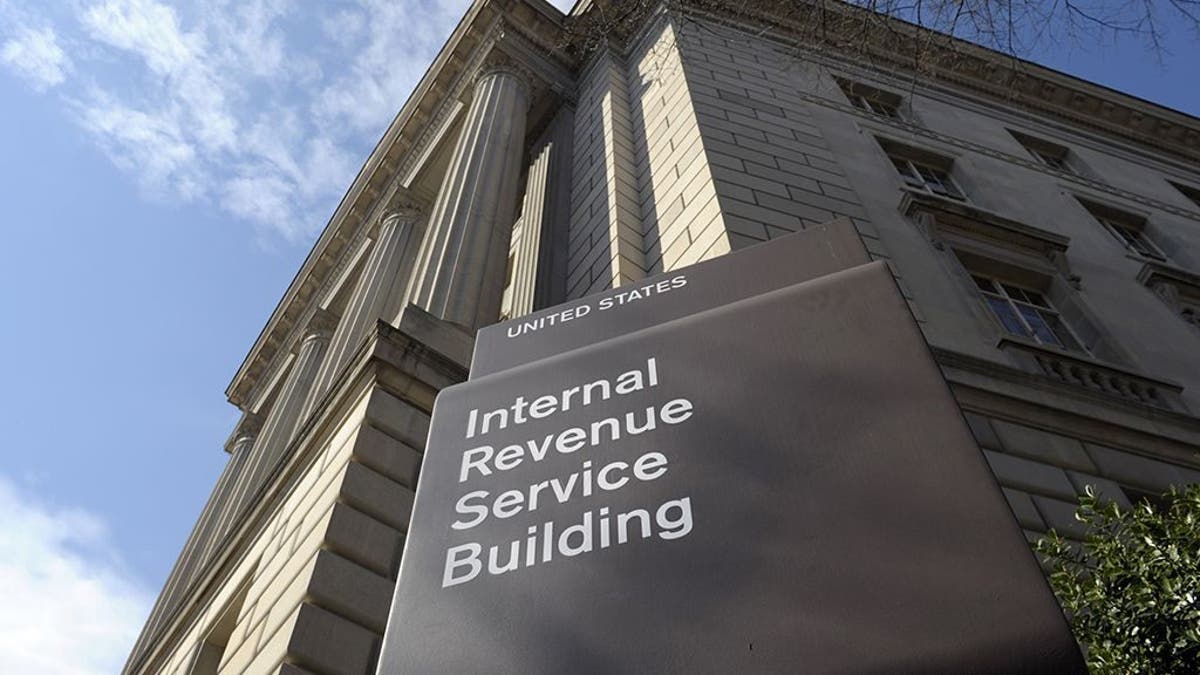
[1099,217,1166,260]
[836,78,902,118]
[887,149,966,200]
[1137,264,1200,337]
[971,274,1085,352]
[1169,181,1200,210]
[1081,201,1166,261]
[1182,304,1200,331]
[1010,130,1076,174]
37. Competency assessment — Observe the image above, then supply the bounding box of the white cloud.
[0,26,70,90]
[313,0,464,134]
[72,89,205,198]
[0,475,152,675]
[0,0,469,241]
[82,0,197,74]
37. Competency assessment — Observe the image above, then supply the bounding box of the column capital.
[475,49,536,99]
[377,187,425,233]
[226,413,262,453]
[302,308,338,344]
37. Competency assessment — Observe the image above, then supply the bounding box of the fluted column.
[136,414,260,646]
[240,311,334,502]
[202,420,261,561]
[511,107,574,316]
[409,63,531,330]
[302,197,424,421]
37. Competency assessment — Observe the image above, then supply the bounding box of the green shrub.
[1036,484,1200,674]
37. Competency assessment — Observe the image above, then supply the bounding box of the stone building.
[124,0,1200,673]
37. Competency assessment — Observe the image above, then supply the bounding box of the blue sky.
[0,1,1196,672]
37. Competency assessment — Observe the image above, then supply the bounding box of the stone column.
[140,415,260,642]
[408,62,531,330]
[510,107,574,316]
[302,196,424,421]
[241,311,335,502]
[202,421,262,562]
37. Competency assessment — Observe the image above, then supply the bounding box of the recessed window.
[1010,130,1076,174]
[1081,201,1166,261]
[883,142,966,200]
[1169,181,1200,210]
[1181,303,1200,332]
[837,78,902,118]
[971,274,1085,352]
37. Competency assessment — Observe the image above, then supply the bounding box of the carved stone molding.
[996,337,1186,413]
[1138,261,1200,329]
[900,189,1076,282]
[302,308,338,343]
[236,413,262,440]
[375,187,426,236]
[476,48,538,96]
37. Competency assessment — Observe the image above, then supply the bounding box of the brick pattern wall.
[627,19,729,274]
[672,22,868,248]
[568,51,645,299]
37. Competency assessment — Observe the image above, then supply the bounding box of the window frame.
[836,78,903,119]
[1009,130,1077,175]
[1095,215,1167,261]
[1080,200,1167,262]
[970,274,1088,353]
[889,154,967,201]
[846,92,900,118]
[1182,303,1200,331]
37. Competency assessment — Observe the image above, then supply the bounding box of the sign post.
[377,224,1085,673]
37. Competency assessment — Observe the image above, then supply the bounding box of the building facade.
[125,1,1200,673]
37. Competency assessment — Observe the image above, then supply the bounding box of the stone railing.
[999,338,1185,412]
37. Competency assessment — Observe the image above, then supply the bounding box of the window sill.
[997,335,1185,411]
[1125,251,1170,266]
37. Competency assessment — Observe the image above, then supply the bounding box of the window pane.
[1041,311,1084,352]
[1110,224,1136,247]
[915,165,939,183]
[1022,290,1049,308]
[986,297,1028,336]
[891,157,915,179]
[873,101,898,117]
[972,275,997,293]
[1129,233,1165,260]
[1000,284,1028,302]
[1017,304,1062,347]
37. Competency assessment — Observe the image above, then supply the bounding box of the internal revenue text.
[441,356,696,588]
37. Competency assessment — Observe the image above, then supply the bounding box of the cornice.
[658,0,1200,165]
[228,0,1200,409]
[843,112,1200,226]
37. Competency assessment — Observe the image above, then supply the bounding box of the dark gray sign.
[378,260,1085,673]
[470,218,871,379]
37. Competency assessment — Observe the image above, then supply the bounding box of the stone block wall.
[560,13,1200,545]
[149,385,430,675]
[568,50,645,298]
[964,411,1200,543]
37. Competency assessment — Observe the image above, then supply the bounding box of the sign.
[469,218,871,378]
[377,248,1085,672]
